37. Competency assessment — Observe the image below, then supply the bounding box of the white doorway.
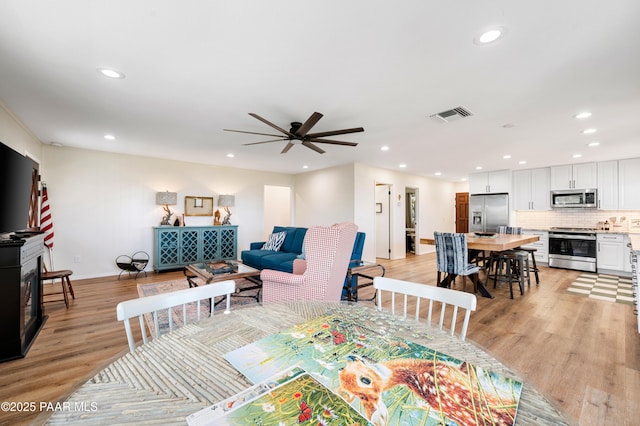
[263,185,291,239]
[375,183,391,259]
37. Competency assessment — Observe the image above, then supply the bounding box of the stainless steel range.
[548,227,597,272]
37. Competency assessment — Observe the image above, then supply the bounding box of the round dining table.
[44,302,570,425]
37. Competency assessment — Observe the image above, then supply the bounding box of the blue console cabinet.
[153,225,238,272]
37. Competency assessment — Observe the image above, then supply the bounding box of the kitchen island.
[628,234,640,333]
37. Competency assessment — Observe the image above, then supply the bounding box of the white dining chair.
[373,276,477,340]
[116,280,235,352]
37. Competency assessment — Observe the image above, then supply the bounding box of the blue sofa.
[241,226,366,274]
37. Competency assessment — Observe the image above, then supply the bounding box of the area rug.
[567,273,634,305]
[136,278,260,336]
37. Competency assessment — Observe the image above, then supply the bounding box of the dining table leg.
[475,278,493,298]
[439,273,493,298]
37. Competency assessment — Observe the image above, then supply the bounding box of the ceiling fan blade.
[224,129,285,138]
[302,141,326,154]
[294,112,323,136]
[281,142,295,154]
[307,138,358,146]
[306,127,364,138]
[248,113,293,136]
[243,139,287,146]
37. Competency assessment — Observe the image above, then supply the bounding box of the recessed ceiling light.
[582,128,597,134]
[587,141,601,147]
[502,123,515,128]
[518,160,527,165]
[575,112,592,119]
[573,154,582,158]
[380,146,390,151]
[104,134,115,140]
[475,166,483,170]
[434,172,442,176]
[49,141,63,147]
[503,155,511,159]
[461,178,468,182]
[474,27,504,45]
[226,153,234,158]
[399,164,407,168]
[302,165,308,169]
[98,68,125,79]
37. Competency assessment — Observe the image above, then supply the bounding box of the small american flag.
[40,185,54,248]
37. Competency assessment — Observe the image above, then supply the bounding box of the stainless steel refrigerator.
[469,193,509,233]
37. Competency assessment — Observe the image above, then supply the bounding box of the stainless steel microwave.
[550,189,597,208]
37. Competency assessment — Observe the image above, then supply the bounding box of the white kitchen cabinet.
[512,168,550,210]
[469,170,510,194]
[550,163,597,190]
[618,158,640,209]
[522,230,549,264]
[597,233,625,273]
[597,160,618,210]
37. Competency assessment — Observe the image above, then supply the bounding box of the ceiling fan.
[224,112,364,154]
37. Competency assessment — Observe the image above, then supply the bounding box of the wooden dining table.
[420,233,541,298]
[43,302,568,425]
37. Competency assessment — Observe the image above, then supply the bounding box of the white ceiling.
[1,1,640,182]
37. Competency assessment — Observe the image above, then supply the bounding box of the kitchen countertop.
[629,234,640,252]
[522,228,640,235]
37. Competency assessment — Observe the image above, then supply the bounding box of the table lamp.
[218,194,235,225]
[156,191,177,225]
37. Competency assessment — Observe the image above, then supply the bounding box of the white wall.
[40,146,294,278]
[263,185,291,240]
[294,164,356,226]
[0,101,42,162]
[454,181,469,193]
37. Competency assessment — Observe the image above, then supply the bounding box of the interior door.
[455,192,468,233]
[405,188,417,254]
[375,184,390,259]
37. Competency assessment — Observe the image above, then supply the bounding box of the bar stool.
[42,269,75,308]
[496,226,539,285]
[487,251,528,298]
[518,246,540,285]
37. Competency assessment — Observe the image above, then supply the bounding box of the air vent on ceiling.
[429,106,473,123]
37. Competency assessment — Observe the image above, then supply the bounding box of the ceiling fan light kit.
[224,112,364,154]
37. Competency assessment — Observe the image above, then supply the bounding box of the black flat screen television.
[0,141,34,236]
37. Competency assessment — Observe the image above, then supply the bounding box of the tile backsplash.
[516,210,640,231]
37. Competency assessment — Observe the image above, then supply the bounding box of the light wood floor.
[1,254,638,425]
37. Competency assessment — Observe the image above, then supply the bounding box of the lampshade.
[156,191,177,206]
[218,194,235,207]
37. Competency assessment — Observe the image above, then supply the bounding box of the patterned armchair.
[261,222,358,303]
[434,232,480,292]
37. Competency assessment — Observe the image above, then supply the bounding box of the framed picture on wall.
[185,196,214,216]
[376,203,382,213]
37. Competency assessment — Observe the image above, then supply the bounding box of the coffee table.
[184,262,262,302]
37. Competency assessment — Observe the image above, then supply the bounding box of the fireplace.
[0,233,46,362]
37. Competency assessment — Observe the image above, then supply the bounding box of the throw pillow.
[261,231,287,251]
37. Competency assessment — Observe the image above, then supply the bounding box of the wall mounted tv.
[0,141,34,236]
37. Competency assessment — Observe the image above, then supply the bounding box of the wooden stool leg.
[530,252,540,285]
[517,257,525,295]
